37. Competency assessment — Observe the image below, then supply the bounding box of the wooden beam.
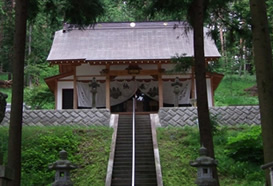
[158,64,164,108]
[76,75,105,78]
[105,64,111,110]
[108,69,159,76]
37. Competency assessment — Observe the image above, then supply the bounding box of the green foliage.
[158,126,264,185]
[20,127,81,186]
[0,2,15,73]
[210,114,220,135]
[225,125,263,164]
[24,84,55,109]
[0,126,112,186]
[170,54,194,74]
[0,1,4,16]
[1,125,265,185]
[99,0,134,22]
[220,126,263,183]
[214,75,258,106]
[0,88,11,103]
[0,73,8,80]
[44,0,104,26]
[0,73,11,105]
[208,0,254,77]
[0,127,8,163]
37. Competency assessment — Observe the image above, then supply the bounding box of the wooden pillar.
[158,64,164,108]
[105,65,111,110]
[73,67,78,109]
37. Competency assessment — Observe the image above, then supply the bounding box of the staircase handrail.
[132,97,136,186]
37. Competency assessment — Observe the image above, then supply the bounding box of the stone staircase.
[111,114,157,186]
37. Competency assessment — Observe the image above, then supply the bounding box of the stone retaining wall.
[1,109,110,127]
[159,106,260,127]
[1,106,261,127]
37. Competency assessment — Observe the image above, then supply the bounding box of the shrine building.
[45,21,223,113]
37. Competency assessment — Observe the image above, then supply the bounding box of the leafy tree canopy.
[43,0,104,26]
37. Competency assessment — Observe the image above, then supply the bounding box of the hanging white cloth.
[77,82,92,107]
[76,79,191,108]
[77,82,106,107]
[162,80,192,105]
[137,80,159,100]
[110,80,138,106]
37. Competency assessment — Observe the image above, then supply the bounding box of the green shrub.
[0,127,8,163]
[225,125,263,164]
[210,114,220,135]
[24,84,55,109]
[20,127,81,186]
[158,126,265,185]
[0,126,113,186]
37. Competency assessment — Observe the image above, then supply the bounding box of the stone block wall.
[1,106,261,127]
[1,109,110,127]
[159,106,260,127]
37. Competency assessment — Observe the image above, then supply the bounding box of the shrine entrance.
[111,89,159,113]
[75,70,193,113]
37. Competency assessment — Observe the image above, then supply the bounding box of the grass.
[0,124,265,185]
[71,127,113,186]
[0,126,113,186]
[157,126,264,186]
[214,75,259,106]
[157,127,198,185]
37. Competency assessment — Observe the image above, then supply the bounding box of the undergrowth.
[0,125,265,185]
[0,126,112,186]
[157,125,264,186]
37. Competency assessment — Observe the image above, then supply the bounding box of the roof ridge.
[62,21,191,32]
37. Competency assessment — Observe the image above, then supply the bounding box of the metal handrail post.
[132,97,136,186]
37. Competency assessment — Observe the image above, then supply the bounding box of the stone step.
[111,114,157,185]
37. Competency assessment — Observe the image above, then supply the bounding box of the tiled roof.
[47,21,220,61]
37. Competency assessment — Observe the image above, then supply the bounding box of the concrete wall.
[1,109,110,127]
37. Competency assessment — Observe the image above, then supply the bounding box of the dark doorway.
[62,89,73,109]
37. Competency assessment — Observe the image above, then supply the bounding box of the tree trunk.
[249,0,273,185]
[27,24,33,87]
[191,0,219,185]
[0,19,3,50]
[7,0,28,185]
[238,38,244,76]
[219,25,225,56]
